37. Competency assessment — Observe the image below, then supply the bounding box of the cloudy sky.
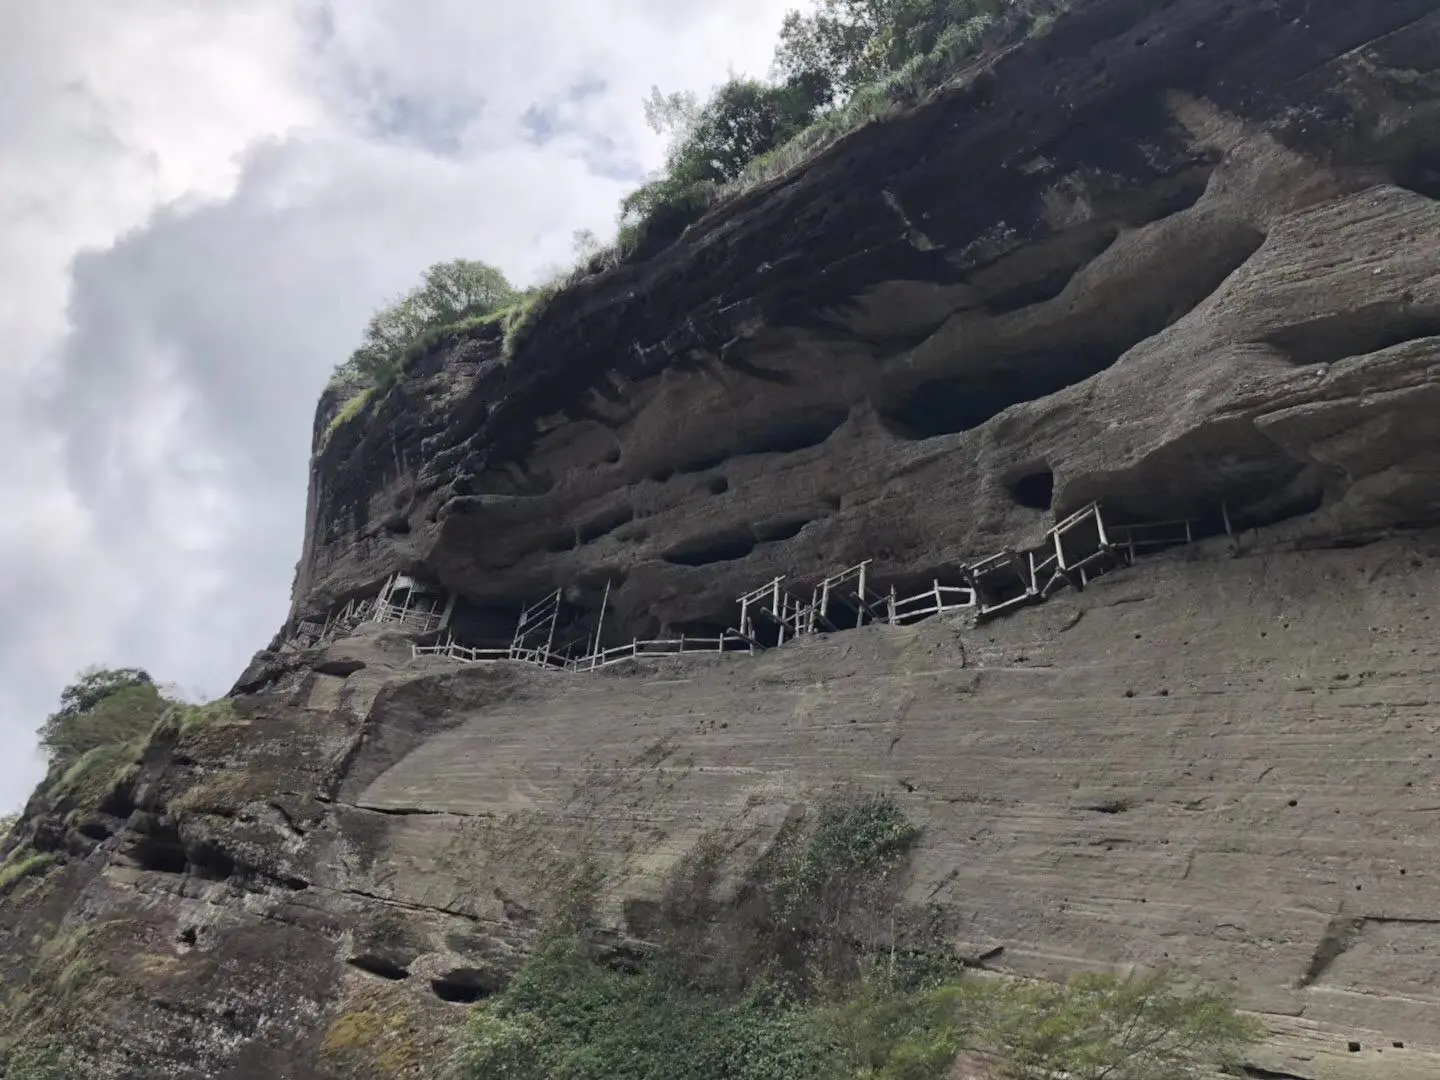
[0,0,792,809]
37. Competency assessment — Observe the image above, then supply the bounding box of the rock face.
[4,0,1440,1077]
[294,0,1440,650]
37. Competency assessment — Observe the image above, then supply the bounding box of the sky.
[0,0,793,810]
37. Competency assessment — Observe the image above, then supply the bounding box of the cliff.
[3,0,1440,1076]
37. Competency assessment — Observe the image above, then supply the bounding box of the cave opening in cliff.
[1008,469,1055,510]
[1264,302,1440,367]
[663,528,761,567]
[126,832,189,876]
[431,969,504,1004]
[446,598,525,651]
[1396,148,1440,201]
[348,955,412,981]
[878,346,1117,440]
[673,409,850,475]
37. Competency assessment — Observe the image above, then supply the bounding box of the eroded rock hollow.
[5,0,1440,1076]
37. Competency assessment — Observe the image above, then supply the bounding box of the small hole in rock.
[707,475,729,495]
[431,968,504,1004]
[1348,1041,1362,1053]
[347,954,411,981]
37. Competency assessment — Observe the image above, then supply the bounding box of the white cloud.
[0,0,791,808]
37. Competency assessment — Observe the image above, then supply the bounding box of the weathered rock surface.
[10,537,1440,1076]
[293,0,1440,649]
[4,0,1440,1076]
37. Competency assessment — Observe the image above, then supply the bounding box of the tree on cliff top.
[336,258,519,388]
[37,666,159,769]
[773,0,1037,98]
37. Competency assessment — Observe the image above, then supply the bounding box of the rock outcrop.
[295,0,1440,649]
[4,0,1440,1077]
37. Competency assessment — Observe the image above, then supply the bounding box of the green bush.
[451,944,1260,1080]
[48,739,144,813]
[37,668,157,769]
[447,795,1258,1080]
[982,969,1265,1080]
[332,258,519,391]
[451,939,840,1080]
[0,1044,70,1080]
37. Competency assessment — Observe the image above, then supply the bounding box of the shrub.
[448,795,1257,1080]
[332,258,519,390]
[48,739,144,813]
[820,971,978,1080]
[37,668,156,768]
[36,673,163,771]
[321,387,374,444]
[0,1044,70,1080]
[451,939,841,1080]
[981,968,1265,1080]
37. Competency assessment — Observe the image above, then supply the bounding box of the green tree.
[37,668,156,768]
[774,0,1054,98]
[621,75,828,238]
[342,258,518,386]
[983,969,1264,1080]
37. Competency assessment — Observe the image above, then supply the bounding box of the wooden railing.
[889,582,977,625]
[332,501,1212,670]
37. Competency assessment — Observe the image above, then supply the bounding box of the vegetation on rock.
[0,1044,69,1080]
[37,667,155,769]
[21,667,243,835]
[334,259,519,388]
[322,0,1084,433]
[0,849,59,896]
[449,795,1259,1080]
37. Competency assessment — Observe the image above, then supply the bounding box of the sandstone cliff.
[4,0,1440,1077]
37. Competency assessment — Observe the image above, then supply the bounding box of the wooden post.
[438,591,457,632]
[592,580,611,671]
[888,586,897,626]
[1221,500,1234,539]
[1094,503,1110,549]
[857,563,868,627]
[543,593,559,661]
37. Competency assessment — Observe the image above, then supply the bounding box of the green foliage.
[322,387,374,444]
[334,258,519,389]
[0,1043,70,1080]
[163,697,243,734]
[773,0,1032,99]
[37,672,163,771]
[618,75,827,255]
[49,739,143,813]
[820,971,978,1080]
[983,969,1264,1080]
[448,795,1256,1080]
[617,0,1078,247]
[0,849,58,895]
[766,794,920,932]
[452,945,1259,1080]
[452,939,841,1080]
